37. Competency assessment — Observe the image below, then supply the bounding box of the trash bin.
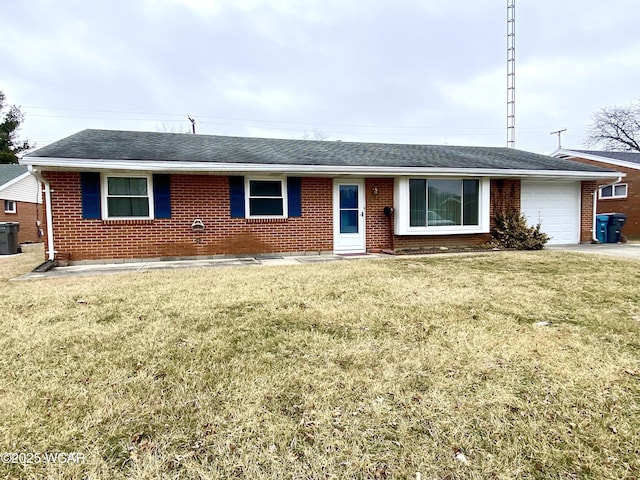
[0,222,20,255]
[596,214,610,243]
[607,213,627,243]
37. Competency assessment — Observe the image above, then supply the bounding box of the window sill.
[397,227,488,236]
[246,218,288,224]
[102,219,155,225]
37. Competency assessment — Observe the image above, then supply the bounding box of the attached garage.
[521,180,580,245]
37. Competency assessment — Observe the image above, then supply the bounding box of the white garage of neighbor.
[521,180,580,245]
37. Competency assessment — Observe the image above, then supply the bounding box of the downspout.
[592,189,597,243]
[27,166,55,261]
[592,176,623,243]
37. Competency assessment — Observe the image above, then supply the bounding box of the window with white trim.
[409,179,479,227]
[245,178,287,218]
[4,200,16,213]
[599,183,627,199]
[396,178,490,235]
[102,174,154,219]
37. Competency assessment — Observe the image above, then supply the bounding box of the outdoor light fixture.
[372,186,379,197]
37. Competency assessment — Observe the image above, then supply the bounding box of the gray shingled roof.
[565,149,640,166]
[27,129,614,173]
[0,164,28,186]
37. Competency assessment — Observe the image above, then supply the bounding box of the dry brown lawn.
[0,245,639,479]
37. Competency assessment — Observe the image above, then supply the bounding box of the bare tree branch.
[302,129,329,141]
[585,101,640,152]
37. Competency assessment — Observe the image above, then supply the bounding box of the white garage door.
[521,181,580,245]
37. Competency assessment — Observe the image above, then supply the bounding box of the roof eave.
[553,149,640,170]
[20,156,622,180]
[0,171,32,192]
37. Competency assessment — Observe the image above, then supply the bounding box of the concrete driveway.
[546,243,640,259]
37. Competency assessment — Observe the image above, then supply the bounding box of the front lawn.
[1,248,639,479]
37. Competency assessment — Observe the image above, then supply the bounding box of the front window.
[599,183,627,199]
[246,178,287,217]
[4,200,16,214]
[409,179,480,227]
[103,175,153,218]
[396,177,489,235]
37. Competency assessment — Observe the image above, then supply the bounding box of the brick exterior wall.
[43,172,334,261]
[0,200,43,244]
[580,181,597,242]
[489,178,521,222]
[365,178,395,251]
[41,172,595,262]
[566,156,640,239]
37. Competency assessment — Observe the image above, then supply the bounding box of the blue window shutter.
[287,177,302,217]
[229,176,245,218]
[80,172,101,219]
[153,174,171,218]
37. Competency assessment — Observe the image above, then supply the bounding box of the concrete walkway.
[13,243,640,280]
[15,252,387,280]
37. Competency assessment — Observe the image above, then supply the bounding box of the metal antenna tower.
[507,0,516,148]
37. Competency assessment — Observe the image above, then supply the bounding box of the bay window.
[397,177,489,235]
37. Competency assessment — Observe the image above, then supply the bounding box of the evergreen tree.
[0,91,32,163]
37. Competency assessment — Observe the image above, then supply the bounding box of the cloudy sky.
[2,0,639,155]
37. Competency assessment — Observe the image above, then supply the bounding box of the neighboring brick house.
[0,164,43,244]
[553,149,640,239]
[21,129,620,264]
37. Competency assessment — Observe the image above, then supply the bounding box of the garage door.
[521,181,580,245]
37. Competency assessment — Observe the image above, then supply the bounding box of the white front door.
[333,179,366,253]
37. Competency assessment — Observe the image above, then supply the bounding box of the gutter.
[592,176,624,242]
[20,157,622,180]
[27,166,55,261]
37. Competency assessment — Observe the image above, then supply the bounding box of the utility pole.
[550,129,567,149]
[188,116,196,134]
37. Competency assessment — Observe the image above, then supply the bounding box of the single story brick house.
[0,164,43,244]
[553,149,639,239]
[20,129,621,263]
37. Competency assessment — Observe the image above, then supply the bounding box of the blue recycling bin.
[595,214,610,243]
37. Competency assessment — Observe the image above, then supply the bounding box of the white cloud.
[2,0,640,152]
[435,68,503,112]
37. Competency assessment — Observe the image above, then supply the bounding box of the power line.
[22,105,521,132]
[25,112,558,136]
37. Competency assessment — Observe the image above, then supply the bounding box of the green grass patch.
[0,246,639,478]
